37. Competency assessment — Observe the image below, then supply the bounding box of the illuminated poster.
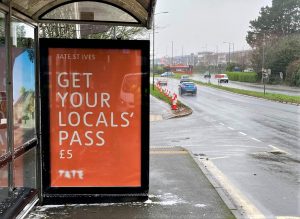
[40,39,149,194]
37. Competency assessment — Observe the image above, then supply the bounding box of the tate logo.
[58,170,84,180]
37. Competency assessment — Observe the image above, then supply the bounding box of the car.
[161,71,175,77]
[244,68,254,72]
[180,75,189,80]
[215,74,229,83]
[180,75,191,83]
[180,78,191,83]
[178,81,197,95]
[204,72,211,79]
[157,78,168,86]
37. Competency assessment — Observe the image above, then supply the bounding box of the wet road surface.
[150,78,300,218]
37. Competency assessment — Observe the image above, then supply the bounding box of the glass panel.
[42,1,138,23]
[11,18,35,148]
[14,148,36,188]
[0,12,7,156]
[0,164,8,203]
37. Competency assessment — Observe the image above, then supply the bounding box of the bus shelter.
[0,1,155,218]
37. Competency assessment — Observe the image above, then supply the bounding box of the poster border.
[39,38,149,203]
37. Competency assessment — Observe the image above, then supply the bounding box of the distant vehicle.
[204,72,211,79]
[161,71,174,77]
[215,74,229,83]
[157,78,168,86]
[178,81,197,95]
[233,66,241,72]
[244,68,254,72]
[180,75,189,80]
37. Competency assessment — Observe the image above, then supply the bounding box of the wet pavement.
[26,147,235,219]
[25,97,236,219]
[151,78,300,218]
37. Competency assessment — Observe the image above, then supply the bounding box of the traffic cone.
[171,93,178,110]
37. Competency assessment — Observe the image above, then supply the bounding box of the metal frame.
[5,1,14,193]
[0,0,39,202]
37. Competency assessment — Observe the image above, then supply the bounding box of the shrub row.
[192,80,300,104]
[226,72,258,83]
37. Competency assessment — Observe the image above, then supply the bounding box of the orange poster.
[48,48,142,187]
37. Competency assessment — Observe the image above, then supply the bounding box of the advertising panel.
[40,39,149,203]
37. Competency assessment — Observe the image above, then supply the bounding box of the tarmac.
[25,96,236,219]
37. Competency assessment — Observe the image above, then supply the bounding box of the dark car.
[204,72,211,79]
[179,82,197,95]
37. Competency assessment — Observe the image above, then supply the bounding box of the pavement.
[25,96,236,219]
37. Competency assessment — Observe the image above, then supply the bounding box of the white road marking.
[219,122,225,125]
[200,159,266,219]
[239,132,247,136]
[268,145,290,155]
[276,216,300,219]
[210,156,229,160]
[227,126,234,130]
[184,145,263,149]
[251,137,262,142]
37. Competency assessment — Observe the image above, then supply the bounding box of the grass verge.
[150,86,185,109]
[192,80,300,104]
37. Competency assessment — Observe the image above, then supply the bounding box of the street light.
[152,11,168,90]
[223,42,234,64]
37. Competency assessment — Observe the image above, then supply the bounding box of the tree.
[246,0,300,48]
[20,86,26,95]
[265,34,300,76]
[246,0,300,85]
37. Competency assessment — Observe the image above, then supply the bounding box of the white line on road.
[251,137,262,142]
[210,156,229,160]
[227,127,234,130]
[239,132,247,136]
[276,216,300,219]
[219,122,225,126]
[200,159,266,219]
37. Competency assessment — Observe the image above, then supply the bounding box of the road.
[150,78,300,218]
[192,74,300,96]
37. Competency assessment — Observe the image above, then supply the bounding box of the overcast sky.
[153,0,272,58]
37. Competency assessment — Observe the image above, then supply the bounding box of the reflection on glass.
[42,1,138,23]
[0,12,7,156]
[14,148,36,188]
[0,164,9,203]
[11,18,36,148]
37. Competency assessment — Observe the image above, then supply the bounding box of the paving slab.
[26,147,235,219]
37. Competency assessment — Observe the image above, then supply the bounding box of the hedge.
[226,72,258,83]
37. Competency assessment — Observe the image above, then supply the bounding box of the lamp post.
[152,12,168,90]
[223,41,233,64]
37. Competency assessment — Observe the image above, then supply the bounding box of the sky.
[13,50,35,102]
[153,0,272,58]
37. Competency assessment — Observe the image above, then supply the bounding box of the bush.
[226,72,258,83]
[286,59,300,87]
[292,71,300,87]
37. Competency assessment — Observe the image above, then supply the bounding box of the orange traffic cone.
[171,94,178,110]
